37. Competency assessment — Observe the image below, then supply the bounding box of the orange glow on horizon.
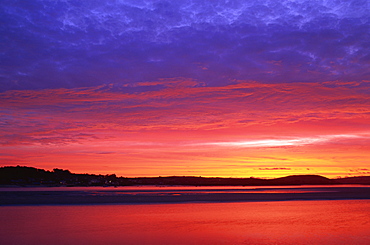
[1,80,369,178]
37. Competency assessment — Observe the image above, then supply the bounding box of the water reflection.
[1,184,367,192]
[1,200,369,244]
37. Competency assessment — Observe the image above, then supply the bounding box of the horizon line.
[2,165,369,180]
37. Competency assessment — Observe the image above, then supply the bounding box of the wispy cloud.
[1,80,369,146]
[190,134,370,148]
[258,168,291,171]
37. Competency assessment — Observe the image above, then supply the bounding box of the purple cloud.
[1,0,369,91]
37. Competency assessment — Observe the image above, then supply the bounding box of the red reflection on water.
[1,200,369,244]
[1,185,364,192]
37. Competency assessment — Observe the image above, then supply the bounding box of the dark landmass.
[1,166,369,205]
[1,166,370,187]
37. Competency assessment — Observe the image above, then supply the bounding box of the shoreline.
[1,186,369,206]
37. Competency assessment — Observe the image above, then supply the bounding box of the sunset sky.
[1,0,369,178]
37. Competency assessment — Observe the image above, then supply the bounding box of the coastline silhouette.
[1,166,369,187]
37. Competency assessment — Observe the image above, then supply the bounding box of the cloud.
[1,0,369,180]
[0,79,369,145]
[1,0,369,91]
[198,138,321,147]
[258,168,291,170]
[192,134,370,148]
[348,168,370,175]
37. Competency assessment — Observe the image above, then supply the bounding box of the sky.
[1,0,370,178]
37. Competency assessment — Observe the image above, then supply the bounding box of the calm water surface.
[1,198,369,244]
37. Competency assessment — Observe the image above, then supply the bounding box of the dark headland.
[1,166,369,205]
[1,166,370,187]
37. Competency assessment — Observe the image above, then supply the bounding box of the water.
[0,187,369,244]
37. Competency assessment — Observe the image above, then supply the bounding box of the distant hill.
[1,166,369,186]
[267,175,334,185]
[334,176,370,185]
